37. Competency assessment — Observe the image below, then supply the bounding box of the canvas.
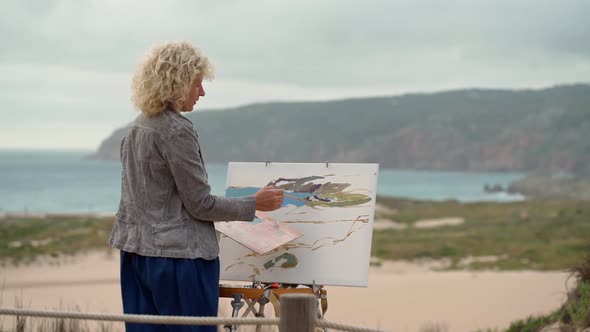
[218,162,379,287]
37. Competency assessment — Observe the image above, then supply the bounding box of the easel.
[219,281,328,332]
[220,161,336,331]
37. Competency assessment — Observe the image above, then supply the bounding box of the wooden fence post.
[279,294,317,332]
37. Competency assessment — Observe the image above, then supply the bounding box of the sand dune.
[0,251,572,332]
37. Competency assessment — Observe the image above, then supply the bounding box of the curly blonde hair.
[131,41,214,117]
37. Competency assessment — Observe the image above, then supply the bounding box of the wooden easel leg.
[269,292,281,318]
[242,299,257,317]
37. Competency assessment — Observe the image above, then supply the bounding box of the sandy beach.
[0,250,573,332]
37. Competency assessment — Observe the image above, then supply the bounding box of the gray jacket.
[108,109,256,259]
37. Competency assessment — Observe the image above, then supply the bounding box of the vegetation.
[372,197,590,270]
[94,84,590,178]
[0,215,113,265]
[1,197,588,272]
[0,301,119,332]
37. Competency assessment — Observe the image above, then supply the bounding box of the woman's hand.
[254,186,285,211]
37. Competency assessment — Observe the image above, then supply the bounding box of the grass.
[0,290,268,332]
[0,297,274,332]
[0,303,120,332]
[0,215,113,266]
[1,197,588,272]
[372,197,590,270]
[0,304,273,332]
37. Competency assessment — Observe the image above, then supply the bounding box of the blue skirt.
[120,251,220,332]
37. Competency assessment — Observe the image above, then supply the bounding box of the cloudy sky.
[1,0,588,150]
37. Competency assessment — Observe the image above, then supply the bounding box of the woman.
[109,41,284,332]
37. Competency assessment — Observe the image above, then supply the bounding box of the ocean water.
[0,150,525,213]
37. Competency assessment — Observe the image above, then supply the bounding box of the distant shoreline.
[0,193,528,217]
[0,211,115,220]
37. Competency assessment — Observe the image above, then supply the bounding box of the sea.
[0,150,526,213]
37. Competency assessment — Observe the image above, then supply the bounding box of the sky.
[1,0,589,150]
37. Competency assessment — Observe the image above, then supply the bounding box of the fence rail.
[0,294,388,332]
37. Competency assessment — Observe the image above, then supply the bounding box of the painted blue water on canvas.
[226,187,310,208]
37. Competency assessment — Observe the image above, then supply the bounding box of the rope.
[316,320,388,332]
[0,307,389,332]
[0,307,277,326]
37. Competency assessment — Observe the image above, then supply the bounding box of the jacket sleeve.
[161,126,256,222]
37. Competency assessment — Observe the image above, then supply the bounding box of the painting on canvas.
[215,211,303,255]
[217,162,378,287]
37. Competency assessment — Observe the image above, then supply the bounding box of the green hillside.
[93,84,590,175]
